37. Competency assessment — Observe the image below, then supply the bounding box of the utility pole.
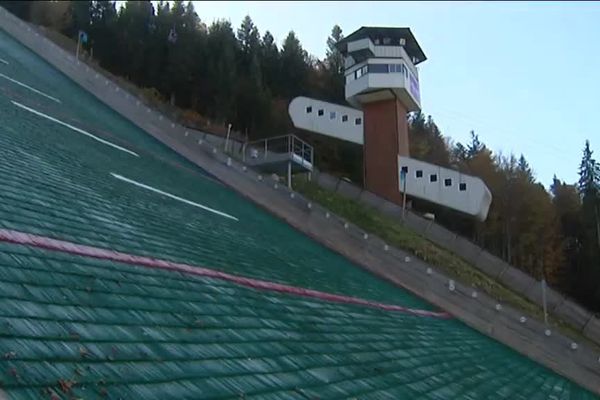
[541,268,549,328]
[224,123,232,154]
[76,33,81,60]
[401,169,407,218]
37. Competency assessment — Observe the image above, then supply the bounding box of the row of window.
[401,166,467,191]
[349,63,410,81]
[305,106,363,125]
[371,38,420,64]
[373,37,405,46]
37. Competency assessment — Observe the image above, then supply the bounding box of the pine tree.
[89,1,119,71]
[550,176,582,292]
[116,1,155,85]
[466,131,485,158]
[64,1,92,38]
[576,140,600,305]
[578,140,599,196]
[206,20,239,122]
[321,25,345,102]
[260,31,280,94]
[325,25,344,75]
[517,154,534,183]
[280,31,308,98]
[234,16,268,138]
[163,0,201,106]
[451,143,468,165]
[237,15,260,57]
[236,15,262,87]
[0,1,32,20]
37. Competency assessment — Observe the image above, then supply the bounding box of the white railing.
[243,134,314,168]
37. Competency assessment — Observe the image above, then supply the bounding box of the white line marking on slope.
[11,100,139,157]
[0,58,8,65]
[110,172,238,221]
[0,72,60,103]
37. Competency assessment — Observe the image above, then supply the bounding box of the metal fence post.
[264,138,268,159]
[542,278,549,328]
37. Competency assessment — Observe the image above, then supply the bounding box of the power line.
[429,108,578,163]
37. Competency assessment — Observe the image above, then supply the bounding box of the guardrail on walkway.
[243,134,313,167]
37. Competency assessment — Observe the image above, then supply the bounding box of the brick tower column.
[362,97,409,204]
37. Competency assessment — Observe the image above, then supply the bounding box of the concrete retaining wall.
[336,179,362,200]
[2,9,599,394]
[524,284,565,313]
[554,300,594,331]
[315,172,339,192]
[584,317,600,341]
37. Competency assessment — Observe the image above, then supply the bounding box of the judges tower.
[336,27,425,203]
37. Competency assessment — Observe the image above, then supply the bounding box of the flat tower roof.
[337,26,427,65]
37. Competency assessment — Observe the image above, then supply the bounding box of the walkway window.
[430,174,437,182]
[355,117,362,125]
[318,109,324,116]
[416,170,423,178]
[459,183,467,191]
[444,178,452,187]
[306,106,312,113]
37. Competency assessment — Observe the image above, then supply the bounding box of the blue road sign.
[78,30,88,44]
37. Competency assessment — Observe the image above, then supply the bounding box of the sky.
[165,1,600,186]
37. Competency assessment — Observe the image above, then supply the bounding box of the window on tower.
[369,64,389,73]
[355,117,362,125]
[318,109,324,116]
[354,65,368,79]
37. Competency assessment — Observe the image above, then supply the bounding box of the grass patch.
[293,177,598,348]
